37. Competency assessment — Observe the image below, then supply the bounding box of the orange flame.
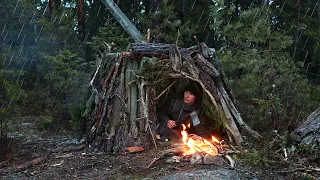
[181,124,219,156]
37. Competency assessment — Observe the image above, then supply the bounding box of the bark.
[294,108,320,146]
[128,59,139,139]
[49,0,55,20]
[219,87,262,140]
[78,0,85,40]
[318,0,320,20]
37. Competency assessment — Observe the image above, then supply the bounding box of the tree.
[210,1,320,130]
[77,0,86,40]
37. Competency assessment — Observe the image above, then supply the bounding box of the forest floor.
[0,116,319,180]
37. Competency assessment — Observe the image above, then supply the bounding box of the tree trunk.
[49,0,55,20]
[78,0,85,40]
[318,0,320,20]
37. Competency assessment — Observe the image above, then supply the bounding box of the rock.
[203,155,224,166]
[190,152,203,164]
[156,168,240,180]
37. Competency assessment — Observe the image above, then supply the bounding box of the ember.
[180,124,221,156]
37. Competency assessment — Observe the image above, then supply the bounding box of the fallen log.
[294,108,320,146]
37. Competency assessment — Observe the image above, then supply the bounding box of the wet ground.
[0,117,318,179]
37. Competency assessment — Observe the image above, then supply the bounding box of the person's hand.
[167,120,176,129]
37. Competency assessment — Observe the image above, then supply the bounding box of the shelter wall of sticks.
[86,42,261,153]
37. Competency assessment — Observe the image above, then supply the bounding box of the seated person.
[156,83,203,140]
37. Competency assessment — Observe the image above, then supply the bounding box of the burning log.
[150,126,236,168]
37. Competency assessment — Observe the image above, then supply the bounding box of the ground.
[0,117,318,179]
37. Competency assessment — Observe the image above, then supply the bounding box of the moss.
[202,94,226,130]
[240,150,261,165]
[38,115,54,130]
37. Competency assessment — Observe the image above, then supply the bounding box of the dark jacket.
[157,95,215,139]
[156,95,198,138]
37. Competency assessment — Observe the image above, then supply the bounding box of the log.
[131,43,190,59]
[294,108,320,146]
[101,0,144,43]
[219,87,262,140]
[218,90,243,145]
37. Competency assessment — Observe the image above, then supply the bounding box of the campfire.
[180,124,220,156]
[148,124,239,168]
[148,124,236,168]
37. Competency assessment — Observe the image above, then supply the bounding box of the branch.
[154,80,177,101]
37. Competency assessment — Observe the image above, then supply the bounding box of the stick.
[147,157,160,168]
[139,80,158,151]
[90,59,102,88]
[98,56,123,131]
[224,154,235,169]
[154,80,177,101]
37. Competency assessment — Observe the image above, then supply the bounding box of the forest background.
[0,0,320,174]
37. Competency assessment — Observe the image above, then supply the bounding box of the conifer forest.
[0,0,320,179]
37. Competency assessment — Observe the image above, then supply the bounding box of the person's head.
[183,83,202,105]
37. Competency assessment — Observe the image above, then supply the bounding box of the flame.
[181,124,219,156]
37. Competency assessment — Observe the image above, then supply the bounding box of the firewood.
[224,154,235,169]
[160,146,187,156]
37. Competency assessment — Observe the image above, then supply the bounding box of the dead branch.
[219,87,262,140]
[224,154,235,169]
[154,80,177,101]
[98,56,123,132]
[90,58,102,88]
[147,156,160,168]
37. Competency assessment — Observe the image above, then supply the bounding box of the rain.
[0,0,319,179]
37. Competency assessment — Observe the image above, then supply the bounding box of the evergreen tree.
[210,1,320,130]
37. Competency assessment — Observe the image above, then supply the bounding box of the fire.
[180,124,220,156]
